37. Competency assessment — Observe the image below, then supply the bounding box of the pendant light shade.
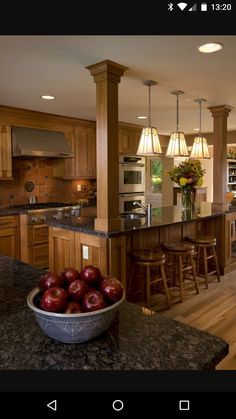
[137,80,162,155]
[190,99,210,159]
[166,90,188,157]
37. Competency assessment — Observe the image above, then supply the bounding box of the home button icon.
[112,399,124,412]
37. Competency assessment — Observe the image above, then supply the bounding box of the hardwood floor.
[140,272,236,369]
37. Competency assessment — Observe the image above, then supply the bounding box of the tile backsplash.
[0,158,96,207]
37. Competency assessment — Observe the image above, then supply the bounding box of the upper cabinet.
[0,124,12,179]
[54,124,96,179]
[74,125,96,178]
[119,125,142,155]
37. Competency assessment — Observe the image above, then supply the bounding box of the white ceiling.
[0,35,236,134]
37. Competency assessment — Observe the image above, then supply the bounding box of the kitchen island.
[47,204,236,290]
[0,255,228,370]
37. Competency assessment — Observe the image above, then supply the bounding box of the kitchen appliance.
[119,155,145,193]
[12,126,74,158]
[119,192,145,213]
[10,202,81,224]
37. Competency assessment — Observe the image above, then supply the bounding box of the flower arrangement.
[167,159,206,209]
[167,159,205,190]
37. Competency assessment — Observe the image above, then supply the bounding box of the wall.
[0,158,95,207]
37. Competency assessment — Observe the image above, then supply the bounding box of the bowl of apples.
[27,265,124,343]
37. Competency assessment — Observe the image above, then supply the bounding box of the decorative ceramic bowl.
[27,287,124,343]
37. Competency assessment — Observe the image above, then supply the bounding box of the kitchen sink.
[119,212,146,219]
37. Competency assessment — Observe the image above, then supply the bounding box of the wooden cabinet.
[0,125,12,179]
[20,215,49,269]
[0,216,20,258]
[227,159,236,192]
[49,227,75,272]
[119,126,142,154]
[48,227,126,288]
[54,125,96,179]
[27,224,49,268]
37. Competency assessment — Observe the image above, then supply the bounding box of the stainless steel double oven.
[119,155,145,213]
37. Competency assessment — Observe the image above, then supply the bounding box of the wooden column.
[87,60,128,231]
[208,105,232,210]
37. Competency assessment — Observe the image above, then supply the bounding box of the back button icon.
[47,400,57,411]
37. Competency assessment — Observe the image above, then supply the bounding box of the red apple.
[82,290,105,312]
[68,279,89,302]
[41,287,68,312]
[39,272,64,291]
[80,265,102,285]
[99,276,124,303]
[64,301,82,314]
[60,267,80,285]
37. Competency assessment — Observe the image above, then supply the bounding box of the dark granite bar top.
[0,255,228,370]
[47,203,236,238]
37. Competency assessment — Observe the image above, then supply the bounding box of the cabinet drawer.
[28,244,49,269]
[0,216,18,229]
[28,225,49,245]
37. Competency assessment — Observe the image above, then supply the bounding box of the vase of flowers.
[167,159,205,212]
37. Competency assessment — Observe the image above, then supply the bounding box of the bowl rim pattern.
[27,287,125,318]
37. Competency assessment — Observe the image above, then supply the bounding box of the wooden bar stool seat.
[161,241,199,303]
[187,235,221,288]
[128,249,171,309]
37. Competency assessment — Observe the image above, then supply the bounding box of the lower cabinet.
[0,216,20,259]
[27,224,49,268]
[48,226,126,289]
[20,215,49,269]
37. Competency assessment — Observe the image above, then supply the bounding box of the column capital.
[208,105,233,118]
[86,59,129,83]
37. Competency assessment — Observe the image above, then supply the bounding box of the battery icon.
[201,2,207,11]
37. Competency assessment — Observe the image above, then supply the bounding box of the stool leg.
[160,264,171,308]
[196,246,201,274]
[189,253,199,294]
[146,265,151,307]
[178,255,184,303]
[203,246,209,288]
[212,246,221,282]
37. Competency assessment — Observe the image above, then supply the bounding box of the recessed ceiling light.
[137,115,147,119]
[198,42,224,53]
[41,95,56,100]
[194,128,200,131]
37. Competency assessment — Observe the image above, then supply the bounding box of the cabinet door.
[49,227,75,272]
[63,131,76,177]
[0,125,12,179]
[119,128,142,154]
[75,126,96,178]
[0,218,20,259]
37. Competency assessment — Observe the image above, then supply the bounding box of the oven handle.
[120,163,145,167]
[119,192,144,197]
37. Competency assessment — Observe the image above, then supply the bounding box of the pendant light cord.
[176,92,179,132]
[199,100,202,134]
[148,84,151,127]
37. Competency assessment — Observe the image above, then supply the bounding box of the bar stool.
[186,235,221,288]
[161,242,199,303]
[128,249,171,309]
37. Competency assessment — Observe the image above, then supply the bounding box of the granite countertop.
[47,203,235,238]
[0,255,228,370]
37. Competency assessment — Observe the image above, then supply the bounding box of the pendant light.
[190,99,210,159]
[166,90,188,157]
[136,80,162,155]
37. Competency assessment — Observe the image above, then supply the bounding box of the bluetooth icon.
[168,3,174,11]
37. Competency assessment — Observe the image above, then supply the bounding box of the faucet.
[133,201,152,221]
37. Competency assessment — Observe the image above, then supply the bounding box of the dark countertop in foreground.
[47,203,236,238]
[0,255,228,370]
